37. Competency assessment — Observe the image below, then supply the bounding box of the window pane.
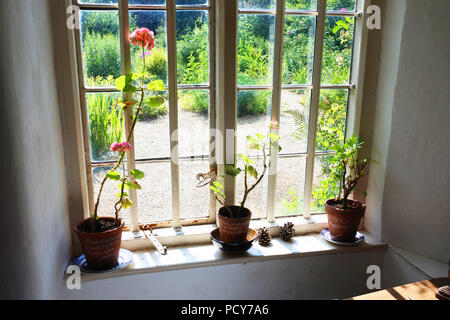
[178,90,210,157]
[276,157,306,217]
[129,0,165,5]
[326,0,356,12]
[86,92,124,162]
[80,0,118,3]
[238,14,275,86]
[177,0,207,5]
[312,155,338,213]
[236,90,272,219]
[280,89,310,154]
[282,15,315,85]
[129,11,168,85]
[321,16,354,84]
[133,91,170,160]
[80,10,120,87]
[176,11,209,85]
[236,90,272,156]
[179,159,210,220]
[92,165,131,225]
[239,0,276,10]
[315,89,348,152]
[137,162,172,223]
[285,0,317,11]
[235,157,269,220]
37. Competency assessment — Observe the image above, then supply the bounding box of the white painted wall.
[0,0,72,299]
[365,0,450,263]
[62,250,386,300]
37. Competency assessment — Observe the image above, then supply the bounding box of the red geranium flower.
[130,27,155,51]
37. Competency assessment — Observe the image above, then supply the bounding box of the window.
[72,0,367,235]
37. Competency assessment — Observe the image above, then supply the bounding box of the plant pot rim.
[73,217,124,236]
[325,199,366,212]
[218,205,251,220]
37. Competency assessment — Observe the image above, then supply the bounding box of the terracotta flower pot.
[73,217,124,271]
[324,199,366,242]
[218,206,251,244]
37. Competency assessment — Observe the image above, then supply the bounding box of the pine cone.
[257,227,272,246]
[279,222,295,241]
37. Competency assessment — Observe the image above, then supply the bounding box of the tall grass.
[87,93,125,161]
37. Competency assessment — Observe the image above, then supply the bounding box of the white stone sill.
[78,216,387,282]
[121,214,331,250]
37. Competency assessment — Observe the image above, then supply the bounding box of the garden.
[82,0,356,223]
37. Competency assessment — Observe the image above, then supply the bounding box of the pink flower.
[110,142,120,152]
[340,8,347,12]
[286,30,291,35]
[118,142,133,153]
[110,142,133,153]
[130,27,155,51]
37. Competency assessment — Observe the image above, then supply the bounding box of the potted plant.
[322,135,376,242]
[73,27,166,270]
[207,123,281,243]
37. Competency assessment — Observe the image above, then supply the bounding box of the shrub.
[179,91,209,114]
[84,32,121,79]
[138,101,168,120]
[281,187,304,216]
[177,21,209,84]
[132,47,168,83]
[81,10,119,39]
[147,47,168,82]
[238,90,271,116]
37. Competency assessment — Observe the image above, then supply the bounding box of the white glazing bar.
[208,0,217,222]
[216,0,238,206]
[346,0,369,139]
[118,0,140,233]
[303,0,326,219]
[267,0,286,223]
[166,0,181,230]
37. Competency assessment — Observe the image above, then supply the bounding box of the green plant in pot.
[322,135,377,242]
[74,27,166,271]
[208,123,281,244]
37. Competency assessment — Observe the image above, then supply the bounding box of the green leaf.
[224,165,242,177]
[146,95,165,107]
[115,74,136,93]
[247,165,258,179]
[90,214,100,220]
[117,182,130,190]
[116,192,129,198]
[268,133,280,142]
[256,133,266,141]
[209,186,225,199]
[126,181,142,190]
[106,171,121,181]
[213,181,223,189]
[147,79,165,92]
[130,169,145,180]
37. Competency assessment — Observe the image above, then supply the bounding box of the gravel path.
[93,91,328,224]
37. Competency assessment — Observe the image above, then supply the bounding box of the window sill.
[78,215,387,282]
[121,214,330,250]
